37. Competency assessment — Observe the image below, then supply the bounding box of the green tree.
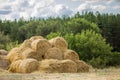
[64,30,112,67]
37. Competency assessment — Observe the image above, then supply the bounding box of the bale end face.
[44,47,63,60]
[48,37,68,52]
[64,49,79,61]
[60,59,77,73]
[19,58,39,73]
[75,60,90,72]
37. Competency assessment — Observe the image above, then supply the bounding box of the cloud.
[53,4,73,16]
[76,0,117,13]
[0,10,11,14]
[77,3,92,11]
[0,0,119,20]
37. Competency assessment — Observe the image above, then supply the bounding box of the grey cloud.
[55,5,73,16]
[19,0,30,7]
[2,5,12,10]
[0,10,11,15]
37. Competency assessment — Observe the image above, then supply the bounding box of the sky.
[0,0,120,20]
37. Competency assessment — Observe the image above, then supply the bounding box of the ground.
[0,67,120,80]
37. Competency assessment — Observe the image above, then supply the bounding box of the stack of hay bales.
[6,36,90,73]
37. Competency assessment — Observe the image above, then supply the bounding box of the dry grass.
[0,67,120,80]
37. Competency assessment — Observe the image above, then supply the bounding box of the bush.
[64,29,113,68]
[46,32,62,40]
[108,52,120,66]
[6,41,20,51]
[0,32,11,49]
[89,57,109,68]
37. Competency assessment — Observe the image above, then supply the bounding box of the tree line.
[0,12,120,68]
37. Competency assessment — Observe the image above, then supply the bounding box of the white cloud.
[113,5,120,9]
[77,3,91,11]
[53,4,73,16]
[91,5,106,10]
[0,0,119,20]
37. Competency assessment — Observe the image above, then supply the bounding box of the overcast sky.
[0,0,120,20]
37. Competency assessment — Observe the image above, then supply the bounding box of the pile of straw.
[6,35,90,73]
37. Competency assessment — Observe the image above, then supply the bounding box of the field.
[0,67,120,80]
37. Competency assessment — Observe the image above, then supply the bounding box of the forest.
[0,12,120,68]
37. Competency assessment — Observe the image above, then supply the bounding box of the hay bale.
[29,36,44,41]
[44,47,63,60]
[31,39,52,61]
[48,37,68,52]
[8,60,22,73]
[7,47,21,63]
[39,59,77,73]
[60,59,77,73]
[0,49,8,55]
[0,68,9,73]
[75,60,90,72]
[0,55,10,70]
[20,48,38,60]
[64,49,79,61]
[19,58,39,73]
[19,39,32,51]
[38,59,62,73]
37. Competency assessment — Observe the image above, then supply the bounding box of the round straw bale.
[44,47,63,60]
[64,49,79,61]
[38,59,62,73]
[48,37,68,52]
[7,47,21,63]
[20,48,38,60]
[0,49,8,55]
[74,60,90,72]
[29,36,44,41]
[31,39,52,60]
[8,60,22,73]
[60,59,77,73]
[19,58,39,73]
[19,39,32,51]
[0,55,10,70]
